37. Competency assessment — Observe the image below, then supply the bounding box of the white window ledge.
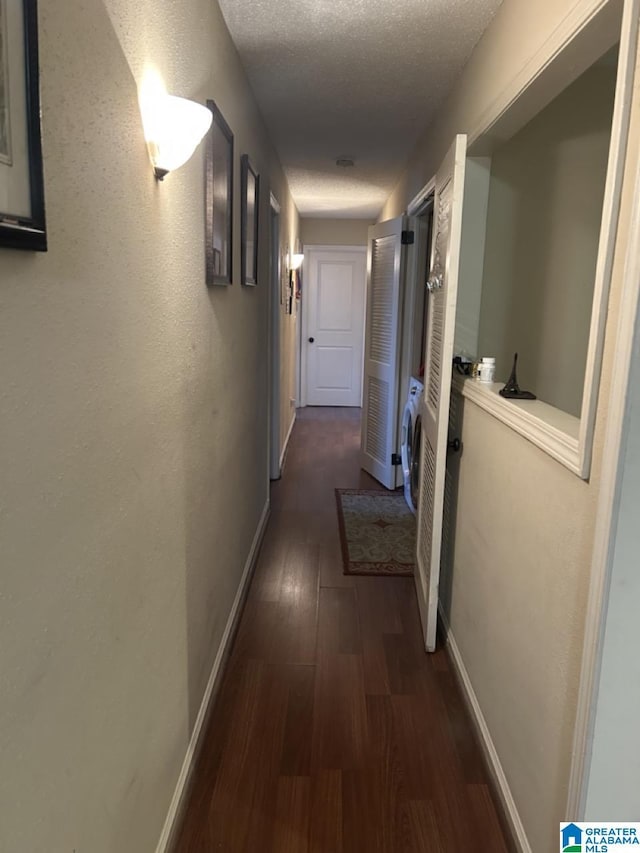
[454,377,582,475]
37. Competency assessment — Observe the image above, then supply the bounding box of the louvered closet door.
[416,135,467,652]
[360,217,405,488]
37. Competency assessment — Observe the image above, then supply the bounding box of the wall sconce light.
[289,253,304,272]
[289,252,304,308]
[140,93,212,180]
[289,252,304,290]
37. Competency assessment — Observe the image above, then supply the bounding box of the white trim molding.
[456,377,582,474]
[155,500,270,853]
[439,606,532,853]
[566,139,640,818]
[576,0,639,479]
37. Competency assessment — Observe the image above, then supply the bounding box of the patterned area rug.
[335,489,416,576]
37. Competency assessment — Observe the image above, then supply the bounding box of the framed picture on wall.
[280,242,289,305]
[205,99,233,286]
[240,154,259,286]
[0,0,47,252]
[289,269,298,315]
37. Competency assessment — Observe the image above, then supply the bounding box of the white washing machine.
[401,376,424,514]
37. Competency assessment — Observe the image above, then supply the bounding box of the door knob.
[447,438,461,453]
[308,337,315,343]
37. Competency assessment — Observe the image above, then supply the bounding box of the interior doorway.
[359,203,434,492]
[300,246,367,407]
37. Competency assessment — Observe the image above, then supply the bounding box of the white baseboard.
[279,412,296,471]
[439,606,532,853]
[155,500,271,853]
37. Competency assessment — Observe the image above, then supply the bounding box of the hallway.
[175,408,509,852]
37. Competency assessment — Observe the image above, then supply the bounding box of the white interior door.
[416,135,468,652]
[360,217,405,488]
[305,248,366,406]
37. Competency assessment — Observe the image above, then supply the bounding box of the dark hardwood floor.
[174,407,509,852]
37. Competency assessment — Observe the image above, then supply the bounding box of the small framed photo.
[240,154,259,286]
[0,0,47,252]
[288,278,295,315]
[205,99,233,286]
[280,243,289,304]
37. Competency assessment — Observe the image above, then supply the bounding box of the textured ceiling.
[218,0,502,219]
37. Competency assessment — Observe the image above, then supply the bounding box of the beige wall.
[382,0,639,851]
[0,1,298,851]
[301,217,373,246]
[478,59,617,416]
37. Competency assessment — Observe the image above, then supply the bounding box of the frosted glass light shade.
[290,253,304,271]
[141,95,212,180]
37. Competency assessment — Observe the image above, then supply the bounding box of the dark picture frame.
[205,99,233,286]
[280,242,289,305]
[0,0,47,252]
[287,269,296,315]
[240,154,259,286]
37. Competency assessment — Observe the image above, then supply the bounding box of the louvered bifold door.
[416,135,468,652]
[360,217,405,488]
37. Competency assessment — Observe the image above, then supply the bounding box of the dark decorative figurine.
[499,353,537,400]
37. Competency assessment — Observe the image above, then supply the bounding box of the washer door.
[410,413,422,511]
[401,403,413,484]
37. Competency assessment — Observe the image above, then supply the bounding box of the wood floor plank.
[279,664,316,777]
[272,541,319,665]
[240,665,291,851]
[366,695,405,851]
[384,631,435,696]
[230,598,280,662]
[436,667,489,784]
[248,528,289,602]
[391,686,473,829]
[272,776,311,853]
[467,783,511,853]
[311,651,368,772]
[182,659,267,851]
[319,540,355,589]
[403,800,446,853]
[309,770,342,853]
[316,586,362,657]
[355,577,405,695]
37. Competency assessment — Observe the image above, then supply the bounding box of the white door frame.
[416,135,468,653]
[300,244,367,408]
[397,194,434,486]
[268,192,281,480]
[566,151,640,817]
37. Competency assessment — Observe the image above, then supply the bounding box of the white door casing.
[360,217,406,489]
[416,135,468,652]
[396,205,434,487]
[305,247,366,407]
